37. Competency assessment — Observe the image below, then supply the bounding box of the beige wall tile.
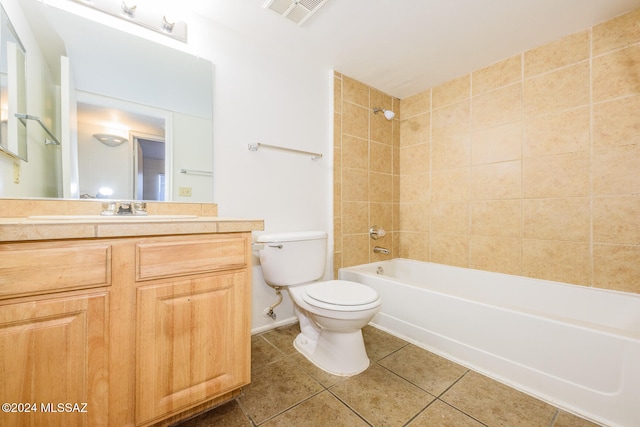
[393,171,401,204]
[433,74,470,109]
[523,152,589,198]
[593,95,640,149]
[371,88,392,112]
[334,76,342,115]
[473,55,522,95]
[470,236,522,275]
[399,203,430,232]
[523,240,590,285]
[334,219,342,252]
[523,198,590,241]
[392,113,401,148]
[524,31,590,78]
[334,112,342,148]
[593,7,640,55]
[400,143,430,174]
[432,100,470,135]
[400,113,430,147]
[472,83,522,130]
[342,234,370,267]
[400,173,430,203]
[333,182,341,216]
[342,102,369,139]
[400,90,431,119]
[470,161,521,200]
[342,201,368,234]
[593,196,640,244]
[523,62,590,117]
[592,144,640,195]
[432,131,470,171]
[333,147,342,184]
[593,244,640,293]
[370,141,393,174]
[342,168,369,201]
[431,202,469,235]
[342,75,369,107]
[370,172,393,203]
[592,44,640,102]
[471,200,522,238]
[342,135,368,170]
[399,232,429,261]
[523,107,589,158]
[432,168,469,202]
[471,123,522,165]
[431,234,468,267]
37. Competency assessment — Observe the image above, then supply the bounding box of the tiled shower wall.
[333,73,400,277]
[334,7,640,294]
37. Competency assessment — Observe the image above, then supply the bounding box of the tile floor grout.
[176,323,603,427]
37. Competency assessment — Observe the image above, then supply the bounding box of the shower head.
[373,107,395,120]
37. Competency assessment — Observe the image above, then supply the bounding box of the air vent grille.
[263,0,331,25]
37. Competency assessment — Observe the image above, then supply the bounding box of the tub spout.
[373,246,390,255]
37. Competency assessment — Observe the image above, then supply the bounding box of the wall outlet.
[13,162,20,184]
[178,186,192,197]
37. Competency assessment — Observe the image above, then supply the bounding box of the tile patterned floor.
[176,324,602,427]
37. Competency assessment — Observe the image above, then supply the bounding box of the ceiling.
[186,0,640,99]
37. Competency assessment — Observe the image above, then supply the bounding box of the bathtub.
[339,259,640,427]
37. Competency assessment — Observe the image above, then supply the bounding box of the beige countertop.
[0,216,264,242]
[0,199,264,241]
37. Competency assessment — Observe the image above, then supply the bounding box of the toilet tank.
[257,231,327,287]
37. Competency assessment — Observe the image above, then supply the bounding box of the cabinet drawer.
[0,242,111,299]
[136,236,247,281]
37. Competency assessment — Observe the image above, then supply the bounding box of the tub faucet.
[373,246,390,255]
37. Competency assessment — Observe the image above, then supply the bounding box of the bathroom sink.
[26,214,199,221]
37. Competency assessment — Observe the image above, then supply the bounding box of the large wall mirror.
[7,0,214,202]
[0,4,27,161]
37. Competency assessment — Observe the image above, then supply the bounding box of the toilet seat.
[303,280,380,311]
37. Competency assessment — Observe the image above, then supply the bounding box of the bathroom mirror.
[0,4,27,161]
[9,0,214,201]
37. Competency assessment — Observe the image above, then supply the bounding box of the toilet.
[257,231,381,376]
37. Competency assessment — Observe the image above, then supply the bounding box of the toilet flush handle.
[269,244,283,249]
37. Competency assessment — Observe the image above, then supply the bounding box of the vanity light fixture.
[72,0,187,42]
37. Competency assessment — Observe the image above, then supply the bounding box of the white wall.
[187,15,334,332]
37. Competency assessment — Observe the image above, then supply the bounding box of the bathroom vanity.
[0,199,263,426]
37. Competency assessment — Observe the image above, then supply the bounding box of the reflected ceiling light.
[94,133,128,147]
[72,0,187,42]
[373,107,395,120]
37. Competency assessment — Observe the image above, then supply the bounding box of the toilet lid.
[304,280,379,306]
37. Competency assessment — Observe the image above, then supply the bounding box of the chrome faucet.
[373,246,390,255]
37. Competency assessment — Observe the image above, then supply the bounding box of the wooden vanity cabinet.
[0,231,252,427]
[132,234,251,426]
[0,240,111,427]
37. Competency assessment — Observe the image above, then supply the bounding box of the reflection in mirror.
[0,4,27,161]
[9,0,214,201]
[76,93,167,200]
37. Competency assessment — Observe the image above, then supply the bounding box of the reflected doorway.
[134,133,165,201]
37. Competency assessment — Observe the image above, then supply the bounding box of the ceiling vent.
[263,0,331,25]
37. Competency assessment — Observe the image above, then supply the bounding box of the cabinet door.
[135,271,250,425]
[0,292,109,427]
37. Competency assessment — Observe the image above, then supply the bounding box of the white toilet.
[257,231,381,376]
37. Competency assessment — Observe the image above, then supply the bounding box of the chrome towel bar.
[15,113,61,146]
[248,142,322,160]
[179,169,213,176]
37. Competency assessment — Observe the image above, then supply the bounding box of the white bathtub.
[339,259,640,427]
